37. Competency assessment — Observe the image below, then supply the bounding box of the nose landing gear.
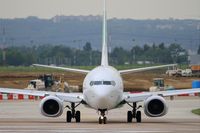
[127,102,142,123]
[66,102,81,123]
[98,109,107,124]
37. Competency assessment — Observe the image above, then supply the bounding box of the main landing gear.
[66,102,81,123]
[98,109,107,124]
[127,102,142,123]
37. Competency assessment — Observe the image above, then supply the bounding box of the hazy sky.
[0,0,200,19]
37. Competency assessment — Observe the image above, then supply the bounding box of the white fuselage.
[83,66,124,110]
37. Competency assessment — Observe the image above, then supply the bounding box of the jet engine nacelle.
[40,96,63,117]
[144,95,168,117]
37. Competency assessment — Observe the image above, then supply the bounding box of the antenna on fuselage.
[101,0,109,66]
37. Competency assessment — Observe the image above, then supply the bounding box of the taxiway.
[0,97,200,133]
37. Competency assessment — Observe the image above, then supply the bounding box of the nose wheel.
[127,102,142,123]
[98,109,107,124]
[99,116,107,124]
[66,102,81,123]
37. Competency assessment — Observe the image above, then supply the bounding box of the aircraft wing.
[124,88,200,103]
[33,64,90,74]
[119,64,177,74]
[0,88,83,103]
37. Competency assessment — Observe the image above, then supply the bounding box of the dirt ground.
[0,70,199,91]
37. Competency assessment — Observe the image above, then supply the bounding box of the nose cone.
[96,87,110,98]
[84,86,122,110]
[94,87,114,109]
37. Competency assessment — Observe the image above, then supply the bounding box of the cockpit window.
[111,81,116,86]
[103,81,111,85]
[90,81,116,86]
[94,81,102,85]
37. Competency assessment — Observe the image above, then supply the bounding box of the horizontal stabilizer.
[33,64,90,74]
[119,64,177,74]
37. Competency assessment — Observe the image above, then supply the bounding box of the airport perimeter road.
[0,97,200,133]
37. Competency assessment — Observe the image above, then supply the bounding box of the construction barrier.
[0,92,199,101]
[178,93,199,96]
[0,93,44,100]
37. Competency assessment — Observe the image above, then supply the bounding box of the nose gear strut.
[65,102,81,123]
[127,102,142,123]
[98,109,107,124]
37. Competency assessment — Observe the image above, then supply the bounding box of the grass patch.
[192,108,200,115]
[0,66,65,73]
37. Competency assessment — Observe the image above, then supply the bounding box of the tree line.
[0,42,189,66]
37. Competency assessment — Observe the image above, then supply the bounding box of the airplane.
[0,0,200,124]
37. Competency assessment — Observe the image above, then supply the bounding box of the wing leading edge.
[124,88,200,103]
[0,88,83,103]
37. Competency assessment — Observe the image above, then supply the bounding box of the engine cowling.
[40,96,63,117]
[144,95,168,117]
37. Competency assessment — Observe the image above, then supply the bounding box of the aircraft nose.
[96,87,110,97]
[94,87,113,109]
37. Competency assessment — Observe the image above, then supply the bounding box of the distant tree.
[1,42,189,66]
[130,45,143,63]
[0,50,2,65]
[132,45,143,56]
[111,47,129,65]
[7,48,25,66]
[152,43,156,50]
[198,45,200,54]
[83,42,92,52]
[169,43,187,63]
[158,43,165,50]
[80,42,93,65]
[143,44,150,52]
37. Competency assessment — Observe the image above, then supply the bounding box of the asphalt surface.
[0,96,200,133]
